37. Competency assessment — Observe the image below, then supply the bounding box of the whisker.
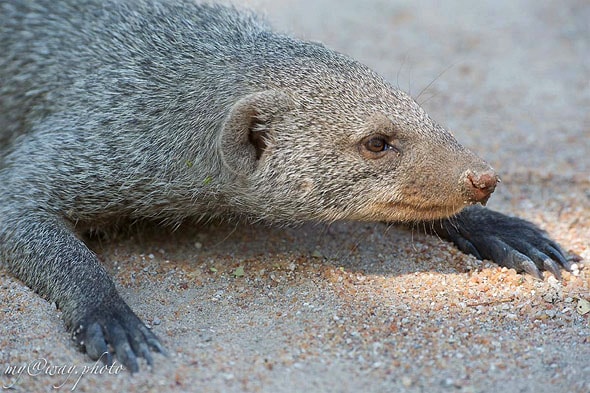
[396,53,409,91]
[416,63,456,103]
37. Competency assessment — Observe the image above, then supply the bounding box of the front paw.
[71,293,165,373]
[437,205,573,279]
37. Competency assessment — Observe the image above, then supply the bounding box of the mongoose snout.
[464,170,498,205]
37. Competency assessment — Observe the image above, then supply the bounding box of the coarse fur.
[0,0,572,372]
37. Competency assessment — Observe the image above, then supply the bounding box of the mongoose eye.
[359,134,399,159]
[365,136,389,152]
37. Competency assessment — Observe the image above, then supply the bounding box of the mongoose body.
[0,0,571,371]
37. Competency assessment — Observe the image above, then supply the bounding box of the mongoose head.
[218,43,498,224]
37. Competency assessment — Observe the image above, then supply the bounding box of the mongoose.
[0,0,573,372]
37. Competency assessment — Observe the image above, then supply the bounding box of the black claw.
[109,323,138,372]
[139,343,153,366]
[85,322,108,361]
[520,258,543,280]
[128,328,154,366]
[455,236,482,260]
[543,258,563,280]
[526,248,562,279]
[119,344,139,373]
[476,236,514,269]
[544,244,571,270]
[139,324,167,356]
[148,337,167,356]
[104,351,113,367]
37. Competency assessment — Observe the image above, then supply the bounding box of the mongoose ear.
[219,90,294,174]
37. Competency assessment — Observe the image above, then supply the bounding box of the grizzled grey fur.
[0,0,571,372]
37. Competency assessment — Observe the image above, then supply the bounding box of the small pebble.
[401,376,413,387]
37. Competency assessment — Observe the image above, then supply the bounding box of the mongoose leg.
[0,213,164,372]
[433,205,571,279]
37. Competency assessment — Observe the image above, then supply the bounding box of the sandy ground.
[1,0,589,392]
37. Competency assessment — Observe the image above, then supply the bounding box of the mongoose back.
[0,0,572,372]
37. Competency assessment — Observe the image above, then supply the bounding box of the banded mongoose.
[0,0,573,372]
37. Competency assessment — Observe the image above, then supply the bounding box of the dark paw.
[71,293,165,373]
[436,205,572,279]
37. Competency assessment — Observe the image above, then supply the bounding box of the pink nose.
[465,170,498,204]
